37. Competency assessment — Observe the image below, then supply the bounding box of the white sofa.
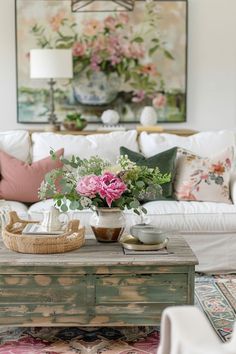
[0,129,236,273]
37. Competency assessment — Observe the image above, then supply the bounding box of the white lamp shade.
[30,49,73,79]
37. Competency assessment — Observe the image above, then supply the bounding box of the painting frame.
[15,0,188,124]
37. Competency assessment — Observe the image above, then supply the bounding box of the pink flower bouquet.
[39,154,170,215]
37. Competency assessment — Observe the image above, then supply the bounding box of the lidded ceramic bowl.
[130,224,167,245]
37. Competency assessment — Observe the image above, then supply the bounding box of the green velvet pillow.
[120,146,177,200]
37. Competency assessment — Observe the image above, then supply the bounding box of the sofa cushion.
[139,130,235,158]
[120,146,177,199]
[174,147,233,204]
[0,130,30,162]
[31,130,139,164]
[29,199,236,234]
[142,200,236,233]
[0,149,64,203]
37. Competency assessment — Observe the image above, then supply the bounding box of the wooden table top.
[0,234,198,268]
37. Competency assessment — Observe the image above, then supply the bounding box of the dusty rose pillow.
[174,147,234,204]
[0,149,64,203]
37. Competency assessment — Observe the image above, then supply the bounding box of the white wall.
[0,0,236,131]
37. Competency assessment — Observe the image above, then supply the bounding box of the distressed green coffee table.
[0,234,198,326]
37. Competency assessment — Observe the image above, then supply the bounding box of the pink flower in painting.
[108,36,120,50]
[72,41,86,57]
[92,35,107,51]
[118,13,129,25]
[76,175,101,198]
[129,42,145,59]
[152,93,167,109]
[99,172,127,207]
[49,10,66,32]
[90,54,101,71]
[104,15,117,31]
[132,90,146,103]
[83,19,104,36]
[110,55,121,65]
[177,181,196,200]
[140,63,158,76]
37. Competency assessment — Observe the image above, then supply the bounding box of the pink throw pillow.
[174,147,234,204]
[0,149,64,203]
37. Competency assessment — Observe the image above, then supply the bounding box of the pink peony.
[152,93,167,109]
[72,41,86,57]
[132,90,145,103]
[99,172,127,207]
[76,175,101,198]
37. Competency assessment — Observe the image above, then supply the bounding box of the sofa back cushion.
[139,131,236,158]
[0,130,30,162]
[174,147,234,204]
[120,146,177,200]
[32,130,138,164]
[0,149,64,203]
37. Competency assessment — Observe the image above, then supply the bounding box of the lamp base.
[44,123,61,133]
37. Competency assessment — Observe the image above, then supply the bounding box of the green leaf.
[56,199,62,207]
[151,38,160,43]
[141,207,147,214]
[61,204,68,212]
[130,199,140,209]
[132,37,144,43]
[61,184,72,194]
[133,209,141,216]
[164,50,174,60]
[69,200,79,210]
[149,45,159,56]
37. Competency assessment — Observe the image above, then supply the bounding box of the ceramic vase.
[140,106,158,126]
[73,71,121,105]
[101,110,120,125]
[90,207,125,242]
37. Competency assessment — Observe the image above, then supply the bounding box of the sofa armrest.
[230,172,236,204]
[157,306,227,354]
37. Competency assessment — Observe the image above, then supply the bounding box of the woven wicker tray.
[2,211,85,254]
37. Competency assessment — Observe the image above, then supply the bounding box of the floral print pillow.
[174,147,234,203]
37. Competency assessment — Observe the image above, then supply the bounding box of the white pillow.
[139,131,236,158]
[31,130,138,163]
[0,130,30,162]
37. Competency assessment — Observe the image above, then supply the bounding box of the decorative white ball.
[101,110,120,125]
[140,106,157,126]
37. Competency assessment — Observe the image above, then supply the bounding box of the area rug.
[0,274,235,353]
[195,274,236,342]
[0,326,159,354]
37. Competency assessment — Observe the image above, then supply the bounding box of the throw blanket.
[157,306,236,354]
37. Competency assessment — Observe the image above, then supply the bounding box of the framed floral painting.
[15,0,188,123]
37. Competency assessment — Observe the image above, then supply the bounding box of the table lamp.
[30,49,73,129]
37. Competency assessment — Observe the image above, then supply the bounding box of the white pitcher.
[41,206,68,232]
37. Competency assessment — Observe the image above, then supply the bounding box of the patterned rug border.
[195,274,236,342]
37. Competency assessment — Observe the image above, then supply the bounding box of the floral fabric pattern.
[174,147,234,203]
